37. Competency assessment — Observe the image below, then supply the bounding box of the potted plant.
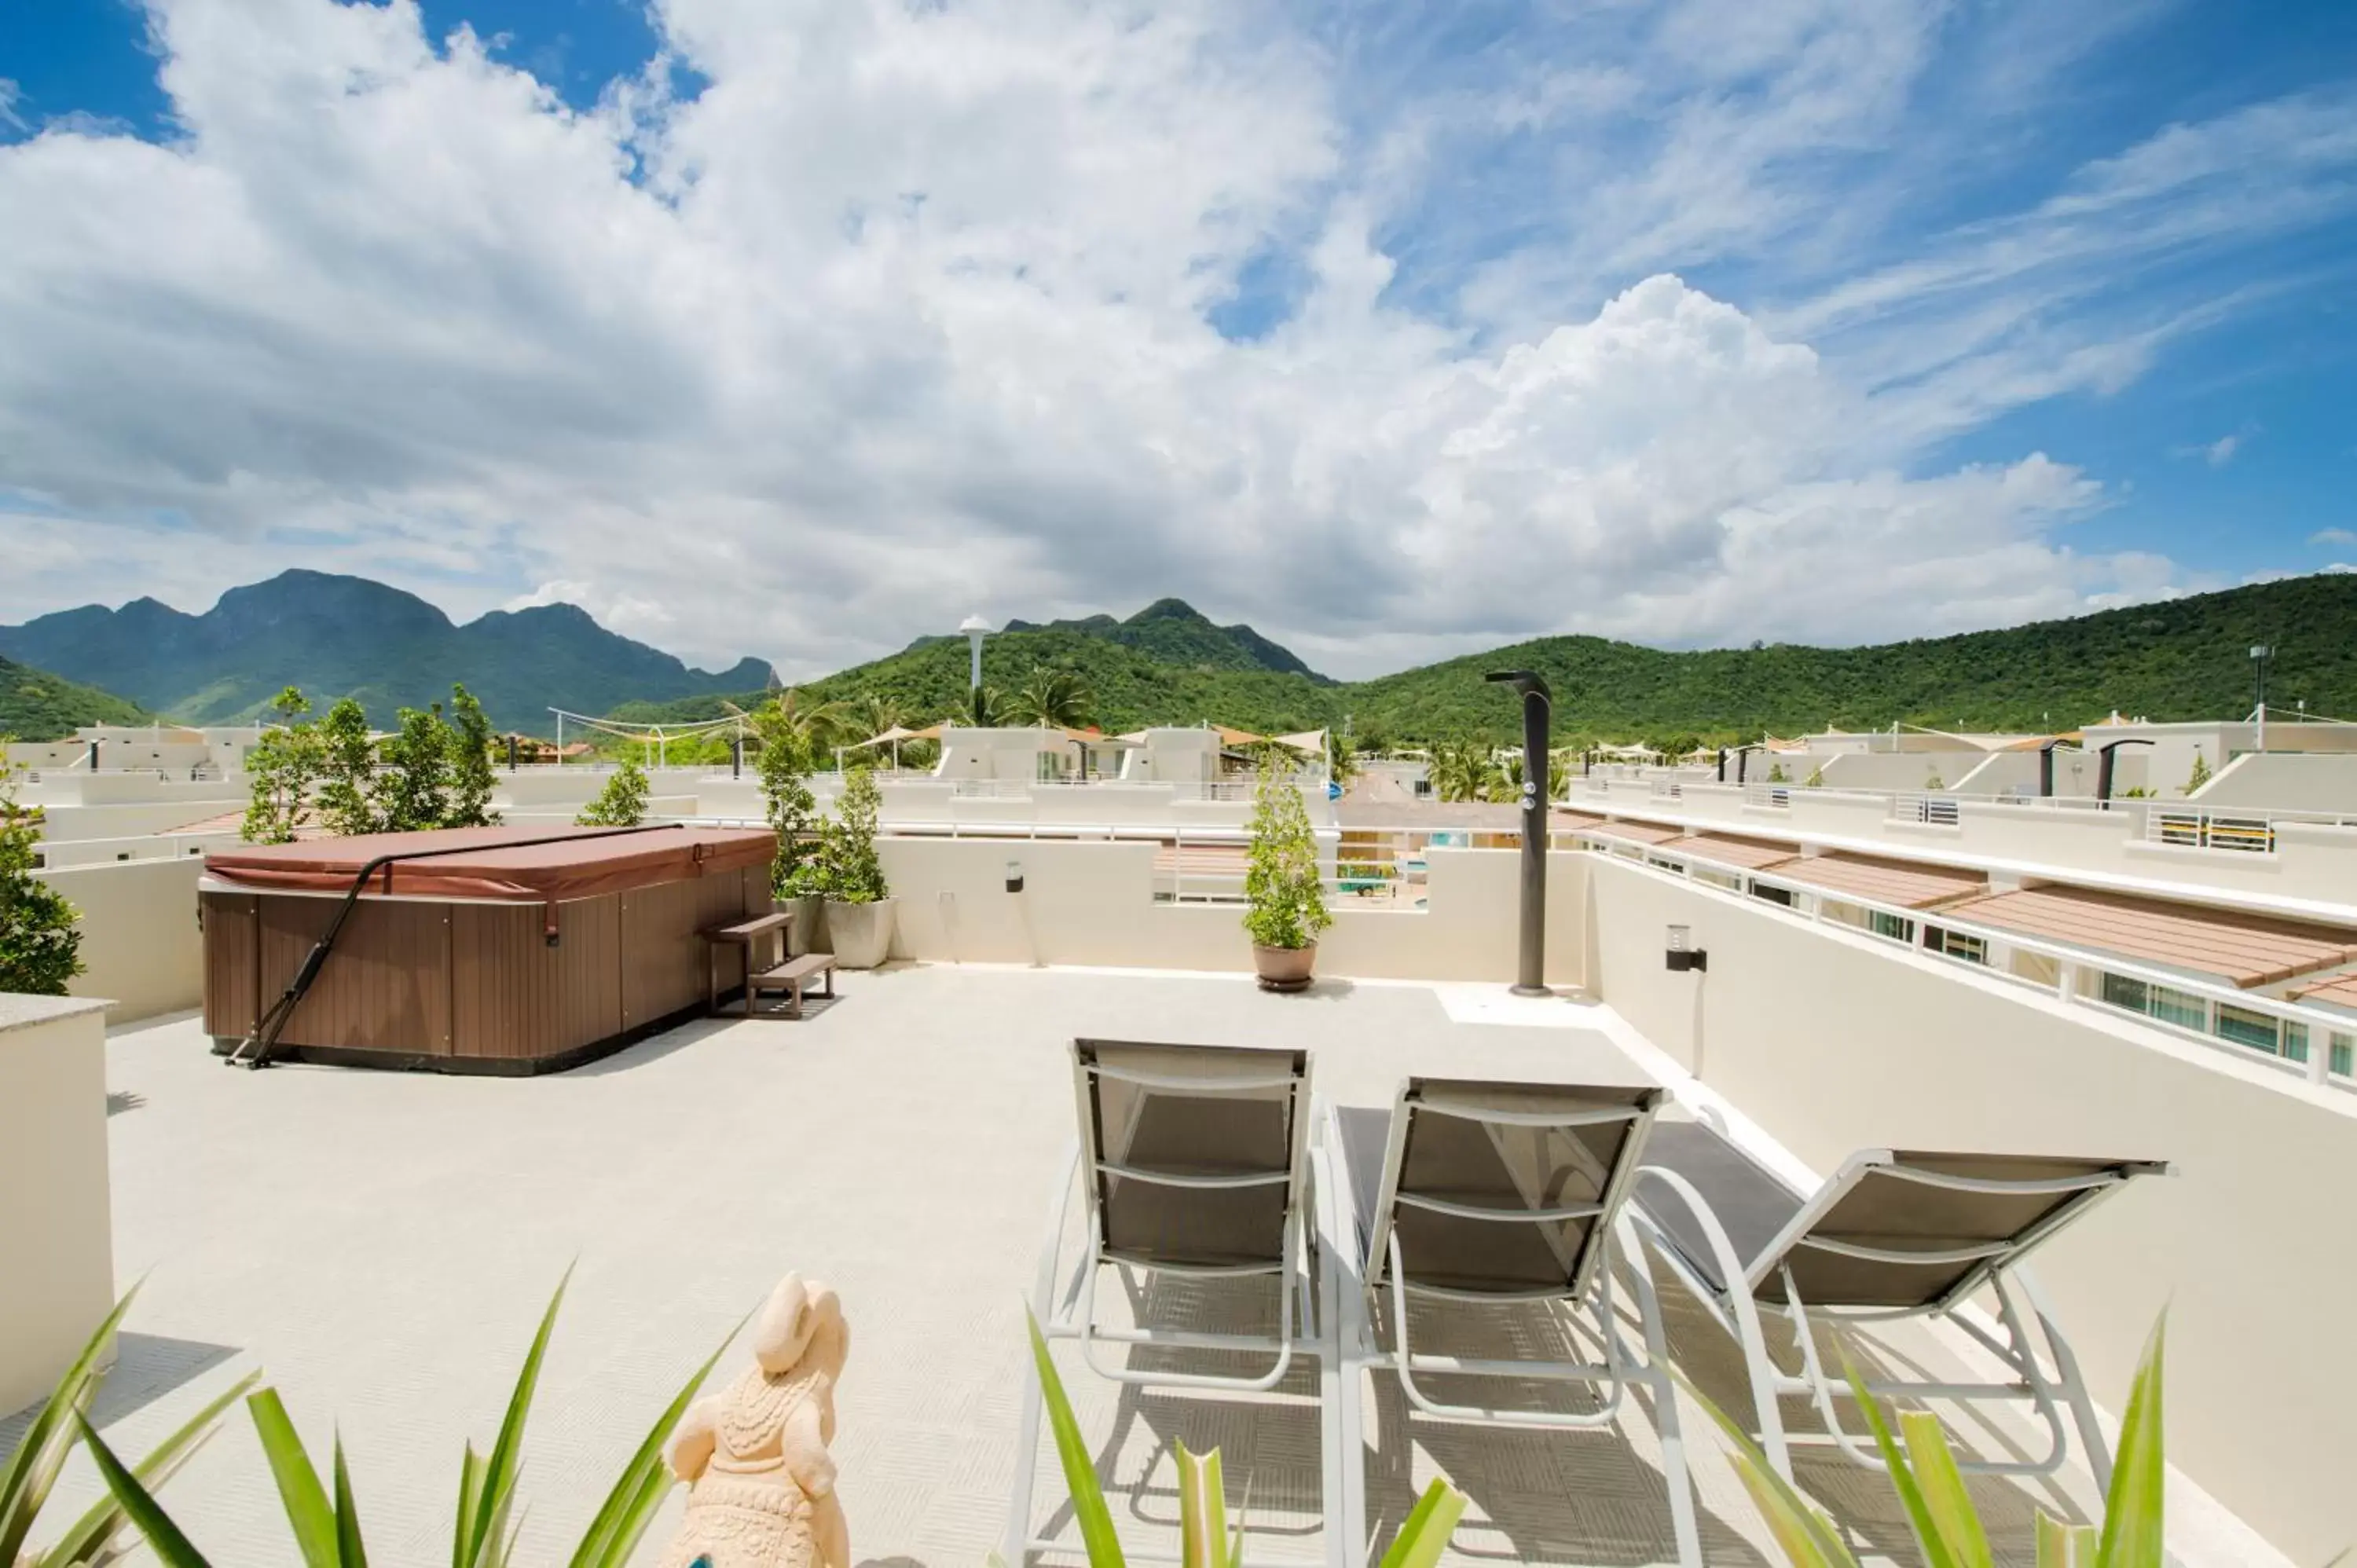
[1243,760,1332,991]
[754,701,827,955]
[817,767,895,968]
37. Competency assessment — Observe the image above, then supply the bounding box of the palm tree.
[752,688,851,768]
[951,686,1009,727]
[851,694,905,742]
[1008,667,1093,730]
[1486,752,1526,804]
[1427,740,1498,804]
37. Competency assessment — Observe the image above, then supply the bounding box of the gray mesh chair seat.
[1083,1039,1303,1273]
[1628,1116,2170,1487]
[1325,1077,1703,1568]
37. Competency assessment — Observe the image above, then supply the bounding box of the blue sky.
[1,0,2353,677]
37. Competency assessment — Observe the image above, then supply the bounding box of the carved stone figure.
[659,1274,851,1568]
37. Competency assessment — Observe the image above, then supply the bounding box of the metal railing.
[30,831,228,870]
[1567,828,2357,1093]
[1891,793,1961,827]
[2148,809,2277,855]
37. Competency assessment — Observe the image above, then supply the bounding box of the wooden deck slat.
[1664,833,1798,871]
[1942,885,2357,987]
[1579,819,1684,845]
[1765,852,1989,910]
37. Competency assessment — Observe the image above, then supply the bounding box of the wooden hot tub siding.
[201,867,772,1074]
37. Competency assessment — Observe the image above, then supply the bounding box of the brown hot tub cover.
[204,824,777,904]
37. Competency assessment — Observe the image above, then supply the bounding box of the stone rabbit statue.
[658,1273,850,1568]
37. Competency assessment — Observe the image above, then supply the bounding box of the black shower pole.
[1485,670,1553,996]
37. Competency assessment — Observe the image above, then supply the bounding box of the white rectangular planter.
[824,898,897,969]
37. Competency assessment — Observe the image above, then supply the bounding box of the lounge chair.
[1006,1039,1354,1567]
[1627,1118,2170,1489]
[1326,1078,1702,1568]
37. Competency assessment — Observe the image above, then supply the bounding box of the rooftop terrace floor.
[13,965,2245,1566]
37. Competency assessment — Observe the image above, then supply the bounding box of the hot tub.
[200,823,778,1073]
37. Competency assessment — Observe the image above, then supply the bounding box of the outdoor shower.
[1484,669,1553,996]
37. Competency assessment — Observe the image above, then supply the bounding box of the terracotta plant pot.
[784,895,825,958]
[1252,942,1317,994]
[825,896,897,969]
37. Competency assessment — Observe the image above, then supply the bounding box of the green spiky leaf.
[2036,1511,2096,1567]
[460,1268,570,1568]
[567,1313,743,1568]
[247,1389,339,1568]
[0,1288,141,1566]
[1176,1446,1226,1568]
[1669,1361,1860,1566]
[1024,1307,1125,1568]
[73,1416,214,1568]
[2093,1313,2167,1568]
[1901,1409,1994,1568]
[32,1369,258,1568]
[1376,1478,1468,1568]
[332,1438,370,1568]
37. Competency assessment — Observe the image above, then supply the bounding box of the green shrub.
[372,705,453,831]
[312,698,381,837]
[445,685,503,829]
[753,698,821,895]
[818,768,888,903]
[243,688,324,844]
[0,747,82,996]
[576,760,651,827]
[1243,761,1330,951]
[2184,750,2212,795]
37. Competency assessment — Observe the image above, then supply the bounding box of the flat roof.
[1764,852,1989,910]
[1943,885,2357,988]
[1568,816,1684,846]
[2289,972,2357,1014]
[1662,833,1797,871]
[203,823,775,904]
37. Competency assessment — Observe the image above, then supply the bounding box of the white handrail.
[1568,830,2356,1091]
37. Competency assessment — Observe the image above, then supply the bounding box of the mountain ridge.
[0,654,152,742]
[619,572,2357,742]
[9,570,2356,745]
[0,570,768,732]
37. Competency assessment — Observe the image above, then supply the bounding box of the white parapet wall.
[0,995,115,1416]
[878,837,1589,982]
[1578,850,2357,1566]
[38,857,207,1023]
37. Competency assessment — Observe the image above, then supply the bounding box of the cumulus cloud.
[2174,434,2242,467]
[0,0,2343,678]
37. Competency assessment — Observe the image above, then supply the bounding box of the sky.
[0,0,2353,682]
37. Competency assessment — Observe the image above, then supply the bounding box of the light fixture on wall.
[1666,925,1708,973]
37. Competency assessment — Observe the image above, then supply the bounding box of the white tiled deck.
[14,965,2179,1566]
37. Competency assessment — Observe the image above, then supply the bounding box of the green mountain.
[0,655,150,743]
[1000,598,1331,681]
[0,571,769,733]
[621,621,1341,735]
[1347,571,2357,743]
[620,573,2357,746]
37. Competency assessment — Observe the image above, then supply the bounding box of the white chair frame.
[1325,1090,1704,1568]
[1004,1049,1356,1568]
[1629,1149,2167,1494]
